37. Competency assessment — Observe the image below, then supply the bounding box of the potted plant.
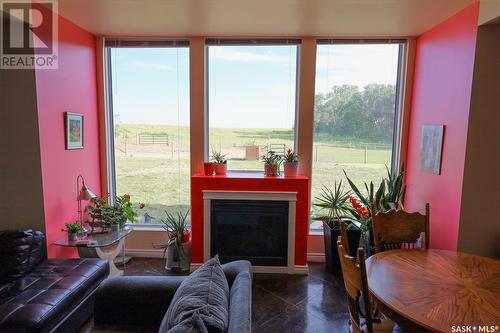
[283,148,299,177]
[262,150,282,177]
[313,180,361,275]
[153,210,191,271]
[62,221,85,241]
[87,194,144,232]
[343,164,407,255]
[211,150,227,175]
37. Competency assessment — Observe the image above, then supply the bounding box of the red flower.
[350,196,369,218]
[139,203,145,209]
[124,194,131,201]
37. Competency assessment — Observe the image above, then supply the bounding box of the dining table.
[365,249,500,333]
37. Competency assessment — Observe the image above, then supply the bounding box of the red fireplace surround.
[191,171,310,267]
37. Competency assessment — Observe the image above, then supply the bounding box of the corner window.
[310,40,406,233]
[206,39,300,170]
[104,40,190,225]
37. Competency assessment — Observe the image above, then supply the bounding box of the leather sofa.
[0,230,109,333]
[94,260,252,333]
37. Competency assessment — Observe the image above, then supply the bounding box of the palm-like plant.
[153,210,190,257]
[314,180,353,225]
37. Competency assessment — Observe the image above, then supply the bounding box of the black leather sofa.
[0,230,109,333]
[94,260,252,333]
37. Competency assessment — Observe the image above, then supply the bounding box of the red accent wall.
[405,2,479,251]
[191,173,310,266]
[34,8,100,258]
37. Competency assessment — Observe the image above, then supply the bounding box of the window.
[206,39,299,170]
[310,40,405,232]
[105,41,190,225]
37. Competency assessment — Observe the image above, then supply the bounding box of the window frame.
[204,39,302,169]
[103,39,190,228]
[309,39,408,234]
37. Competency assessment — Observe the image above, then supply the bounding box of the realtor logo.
[1,0,58,69]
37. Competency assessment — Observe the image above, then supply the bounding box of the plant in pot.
[262,150,282,177]
[211,150,227,175]
[283,148,299,178]
[153,210,191,271]
[62,221,85,241]
[87,194,143,232]
[343,164,407,255]
[313,180,361,275]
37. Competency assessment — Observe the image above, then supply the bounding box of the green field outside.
[114,124,392,223]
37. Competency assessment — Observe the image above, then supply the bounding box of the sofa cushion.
[167,311,209,333]
[0,258,108,333]
[0,230,45,284]
[160,255,229,333]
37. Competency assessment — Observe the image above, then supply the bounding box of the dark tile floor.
[86,258,350,333]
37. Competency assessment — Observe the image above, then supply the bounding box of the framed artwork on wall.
[420,124,444,175]
[65,112,84,150]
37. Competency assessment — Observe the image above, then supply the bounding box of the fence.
[137,133,169,145]
[313,142,392,164]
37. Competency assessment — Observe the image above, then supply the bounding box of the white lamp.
[77,175,96,224]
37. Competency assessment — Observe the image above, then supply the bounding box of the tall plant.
[314,180,353,225]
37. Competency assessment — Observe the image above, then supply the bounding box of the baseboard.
[126,249,164,258]
[307,253,325,262]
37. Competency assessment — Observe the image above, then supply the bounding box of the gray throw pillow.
[160,255,229,333]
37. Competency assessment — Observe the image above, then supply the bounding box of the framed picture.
[420,124,444,175]
[65,112,84,150]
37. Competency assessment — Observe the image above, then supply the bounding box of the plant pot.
[110,224,120,232]
[204,162,215,176]
[214,163,227,175]
[264,163,279,177]
[284,161,299,178]
[322,220,361,275]
[179,241,192,271]
[68,233,78,241]
[165,240,192,271]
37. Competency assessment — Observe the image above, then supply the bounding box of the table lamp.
[77,175,96,224]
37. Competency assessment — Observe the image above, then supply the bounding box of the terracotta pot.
[284,161,299,177]
[214,163,227,175]
[203,162,215,175]
[264,163,279,177]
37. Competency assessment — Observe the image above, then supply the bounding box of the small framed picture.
[420,124,444,175]
[65,112,84,150]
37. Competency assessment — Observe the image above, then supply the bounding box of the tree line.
[314,84,396,142]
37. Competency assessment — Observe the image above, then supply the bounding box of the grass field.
[114,124,392,223]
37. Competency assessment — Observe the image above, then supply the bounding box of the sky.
[111,43,400,128]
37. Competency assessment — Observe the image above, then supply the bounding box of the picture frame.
[420,124,444,175]
[65,112,84,150]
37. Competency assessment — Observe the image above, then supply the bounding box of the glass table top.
[54,226,132,248]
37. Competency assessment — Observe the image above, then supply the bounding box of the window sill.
[127,224,165,232]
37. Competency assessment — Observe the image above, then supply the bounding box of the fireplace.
[210,199,289,266]
[203,190,298,273]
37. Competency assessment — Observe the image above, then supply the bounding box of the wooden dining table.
[365,249,500,333]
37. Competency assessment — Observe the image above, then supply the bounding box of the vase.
[284,161,299,177]
[68,233,78,241]
[203,162,215,175]
[179,241,192,271]
[322,219,361,275]
[264,163,279,177]
[110,224,120,232]
[214,163,227,175]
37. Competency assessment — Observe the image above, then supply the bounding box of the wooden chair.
[370,203,430,253]
[337,234,395,333]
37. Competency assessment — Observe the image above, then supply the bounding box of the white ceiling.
[55,0,477,37]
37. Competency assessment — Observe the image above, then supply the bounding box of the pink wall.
[34,8,100,257]
[405,2,479,251]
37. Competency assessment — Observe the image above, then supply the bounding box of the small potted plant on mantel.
[211,150,227,175]
[62,221,85,241]
[313,180,361,275]
[283,148,299,177]
[153,210,192,271]
[261,150,282,177]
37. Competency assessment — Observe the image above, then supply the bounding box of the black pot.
[322,220,361,275]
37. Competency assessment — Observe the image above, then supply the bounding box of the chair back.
[337,235,373,333]
[371,203,430,253]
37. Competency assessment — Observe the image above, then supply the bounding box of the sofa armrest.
[222,260,251,287]
[93,275,186,328]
